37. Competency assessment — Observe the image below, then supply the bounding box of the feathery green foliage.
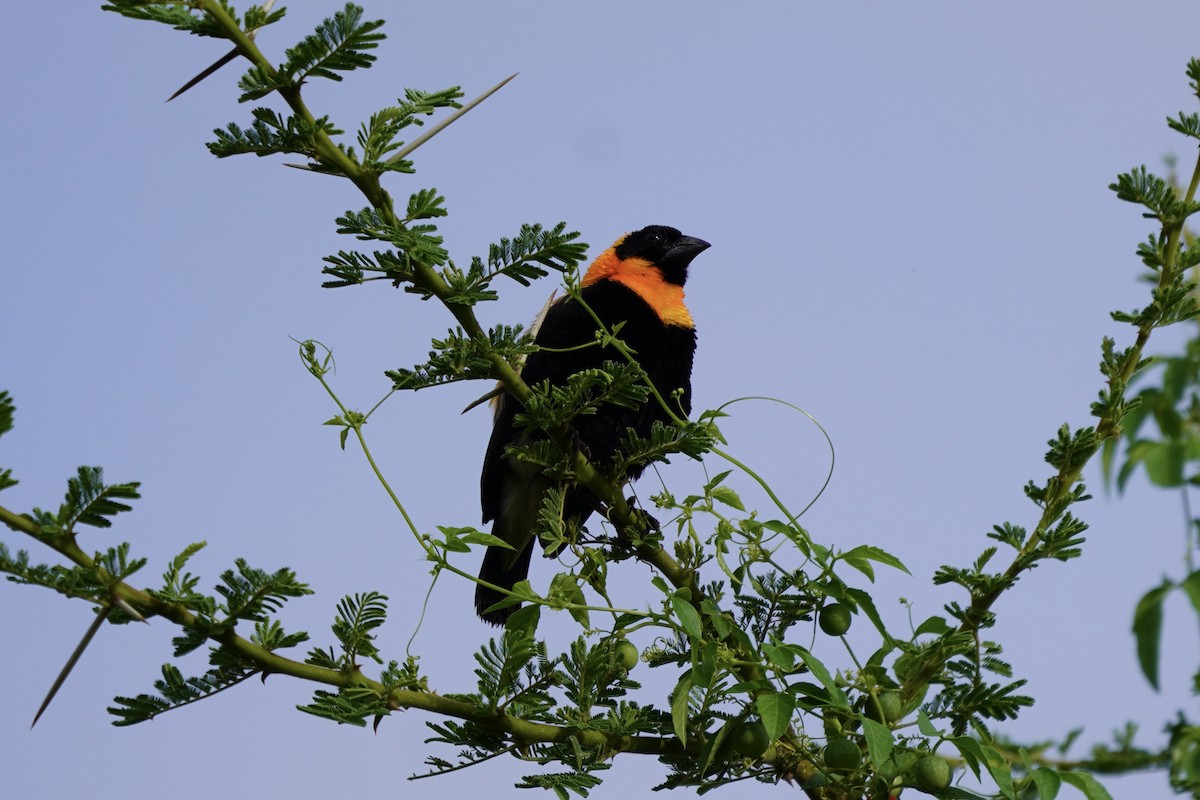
[515,362,653,432]
[236,3,383,100]
[310,591,389,668]
[0,390,14,438]
[29,467,141,537]
[109,661,258,726]
[7,7,1200,799]
[386,324,534,391]
[102,1,243,38]
[1,543,123,602]
[209,107,342,159]
[1093,62,1200,798]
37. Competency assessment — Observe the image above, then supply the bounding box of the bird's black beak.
[664,235,710,268]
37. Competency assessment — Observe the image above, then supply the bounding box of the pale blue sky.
[3,3,1200,798]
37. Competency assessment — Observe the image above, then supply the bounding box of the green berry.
[729,720,771,758]
[823,737,862,772]
[864,691,903,724]
[913,755,952,792]
[614,639,639,672]
[818,603,853,636]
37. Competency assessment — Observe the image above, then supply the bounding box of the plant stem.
[0,498,685,756]
[905,145,1200,696]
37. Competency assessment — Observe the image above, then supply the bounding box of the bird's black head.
[614,225,710,286]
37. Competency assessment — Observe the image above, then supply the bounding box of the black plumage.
[475,226,709,624]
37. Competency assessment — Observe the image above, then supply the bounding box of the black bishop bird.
[476,225,710,624]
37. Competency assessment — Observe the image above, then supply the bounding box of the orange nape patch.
[581,247,695,328]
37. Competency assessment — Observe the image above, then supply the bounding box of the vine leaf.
[1132,579,1171,690]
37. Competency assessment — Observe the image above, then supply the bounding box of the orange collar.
[581,248,694,328]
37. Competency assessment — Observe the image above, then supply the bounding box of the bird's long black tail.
[475,541,535,626]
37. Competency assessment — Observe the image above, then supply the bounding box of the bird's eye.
[645,231,663,246]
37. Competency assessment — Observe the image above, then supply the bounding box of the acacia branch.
[0,500,695,756]
[904,144,1200,696]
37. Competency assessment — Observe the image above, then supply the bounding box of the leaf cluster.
[1,542,143,603]
[164,557,311,656]
[613,420,717,477]
[1096,144,1200,791]
[421,613,648,787]
[29,466,140,539]
[244,2,383,98]
[209,107,342,160]
[386,324,533,391]
[306,591,388,669]
[109,550,313,725]
[0,391,15,493]
[353,87,465,173]
[109,660,257,726]
[16,7,1200,800]
[299,657,427,728]
[0,464,143,603]
[103,1,286,40]
[515,360,651,434]
[327,204,449,279]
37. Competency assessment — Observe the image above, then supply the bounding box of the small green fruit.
[818,603,852,636]
[614,639,639,672]
[913,755,952,792]
[823,737,861,773]
[864,691,903,724]
[729,720,771,758]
